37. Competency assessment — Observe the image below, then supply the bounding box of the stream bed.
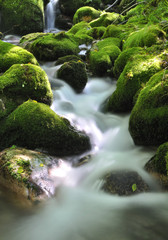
[1,52,168,239]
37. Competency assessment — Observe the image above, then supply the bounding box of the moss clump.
[123,24,166,50]
[55,55,83,66]
[0,100,91,155]
[57,60,88,93]
[22,32,79,61]
[73,6,100,24]
[68,21,93,45]
[0,40,38,73]
[102,24,132,41]
[0,64,53,120]
[129,69,168,146]
[105,54,163,112]
[87,26,106,40]
[88,38,122,76]
[90,12,125,27]
[113,47,144,78]
[0,0,44,35]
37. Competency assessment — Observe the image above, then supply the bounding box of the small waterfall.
[45,0,59,30]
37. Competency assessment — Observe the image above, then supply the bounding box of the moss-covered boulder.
[68,21,93,45]
[21,32,80,61]
[123,24,166,50]
[129,69,168,146]
[102,171,149,196]
[73,6,100,24]
[0,100,91,155]
[0,0,44,35]
[0,40,39,73]
[57,60,88,93]
[0,147,56,205]
[113,47,145,78]
[90,12,124,27]
[88,37,121,76]
[102,24,131,41]
[145,142,168,191]
[0,64,53,120]
[105,54,163,112]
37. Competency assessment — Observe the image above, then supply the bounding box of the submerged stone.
[102,171,150,196]
[129,69,168,146]
[0,100,91,156]
[0,40,38,73]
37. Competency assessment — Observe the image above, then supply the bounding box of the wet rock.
[57,60,88,93]
[0,147,58,205]
[102,171,150,196]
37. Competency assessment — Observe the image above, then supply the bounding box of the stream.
[1,2,168,240]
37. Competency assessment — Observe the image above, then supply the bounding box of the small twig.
[105,0,120,11]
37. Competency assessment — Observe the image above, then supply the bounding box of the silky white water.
[45,0,59,30]
[1,62,168,240]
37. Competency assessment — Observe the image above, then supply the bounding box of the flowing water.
[1,60,168,240]
[45,0,59,31]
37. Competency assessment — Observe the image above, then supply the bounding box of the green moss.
[68,21,93,45]
[87,26,106,40]
[0,40,39,73]
[123,25,166,50]
[0,100,91,155]
[55,55,83,66]
[26,32,80,61]
[153,142,168,175]
[73,6,100,24]
[129,69,168,146]
[0,0,44,35]
[102,24,130,41]
[105,54,163,112]
[89,38,121,76]
[57,60,88,93]
[113,47,144,78]
[90,12,125,27]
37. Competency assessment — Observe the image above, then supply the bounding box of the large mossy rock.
[90,12,124,27]
[145,142,168,191]
[105,53,163,112]
[88,37,121,76]
[0,147,56,205]
[123,25,166,50]
[57,60,88,93]
[0,64,53,120]
[0,40,39,73]
[73,6,100,24]
[20,32,80,61]
[0,100,91,156]
[68,21,93,45]
[0,0,44,35]
[129,70,168,146]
